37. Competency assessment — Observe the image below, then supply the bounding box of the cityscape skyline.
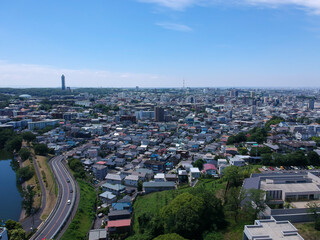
[1,0,320,88]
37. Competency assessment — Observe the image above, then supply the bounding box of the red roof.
[203,164,217,171]
[96,161,106,165]
[107,219,131,228]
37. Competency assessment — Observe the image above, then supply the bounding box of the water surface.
[0,159,22,221]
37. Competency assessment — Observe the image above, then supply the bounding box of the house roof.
[203,164,217,171]
[99,191,116,199]
[102,183,126,191]
[143,181,175,188]
[107,219,131,228]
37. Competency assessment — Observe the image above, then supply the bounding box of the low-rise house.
[107,219,131,234]
[189,167,200,180]
[124,175,139,187]
[178,170,188,184]
[112,202,132,212]
[99,191,116,204]
[229,157,246,167]
[108,209,131,221]
[165,174,177,182]
[154,173,166,182]
[143,181,175,194]
[105,173,123,185]
[88,229,107,240]
[202,164,217,176]
[102,183,126,195]
[144,160,165,172]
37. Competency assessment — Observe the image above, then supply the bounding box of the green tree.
[245,189,267,220]
[19,148,31,161]
[161,192,205,239]
[21,185,36,216]
[34,143,49,156]
[16,166,34,183]
[5,219,23,230]
[307,151,320,166]
[223,166,242,189]
[5,219,25,240]
[225,187,247,221]
[137,180,143,192]
[9,228,26,240]
[153,233,187,240]
[22,131,36,143]
[193,159,205,170]
[5,136,22,152]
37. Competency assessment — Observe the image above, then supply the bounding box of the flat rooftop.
[245,219,304,239]
[260,181,320,194]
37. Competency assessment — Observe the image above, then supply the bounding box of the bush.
[19,148,31,161]
[16,166,34,183]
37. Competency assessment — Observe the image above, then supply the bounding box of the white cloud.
[246,0,320,14]
[137,0,199,10]
[0,61,176,88]
[156,22,192,31]
[138,0,320,14]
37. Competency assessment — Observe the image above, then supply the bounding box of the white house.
[189,167,200,180]
[154,173,166,182]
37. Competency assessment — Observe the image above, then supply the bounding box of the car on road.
[70,189,73,193]
[67,178,70,183]
[67,200,71,205]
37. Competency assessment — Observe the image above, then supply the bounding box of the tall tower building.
[309,99,315,110]
[154,107,165,122]
[61,74,66,90]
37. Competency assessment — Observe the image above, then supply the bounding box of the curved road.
[31,155,76,240]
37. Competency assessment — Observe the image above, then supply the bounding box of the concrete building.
[92,164,108,181]
[243,217,304,240]
[28,119,59,130]
[154,107,165,122]
[243,172,320,222]
[61,74,66,90]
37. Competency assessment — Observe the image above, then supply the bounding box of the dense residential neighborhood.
[1,87,320,239]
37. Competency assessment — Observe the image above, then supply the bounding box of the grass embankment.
[23,158,42,210]
[295,223,320,240]
[60,179,96,240]
[35,155,58,221]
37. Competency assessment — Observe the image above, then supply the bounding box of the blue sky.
[1,0,320,88]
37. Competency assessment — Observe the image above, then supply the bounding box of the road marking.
[42,157,71,239]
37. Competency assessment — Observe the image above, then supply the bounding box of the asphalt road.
[31,155,76,240]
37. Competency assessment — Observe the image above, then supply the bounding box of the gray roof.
[108,209,131,217]
[143,181,175,188]
[89,229,107,240]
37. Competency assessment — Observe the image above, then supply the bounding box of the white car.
[67,200,71,205]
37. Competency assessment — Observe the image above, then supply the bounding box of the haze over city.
[1,0,320,88]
